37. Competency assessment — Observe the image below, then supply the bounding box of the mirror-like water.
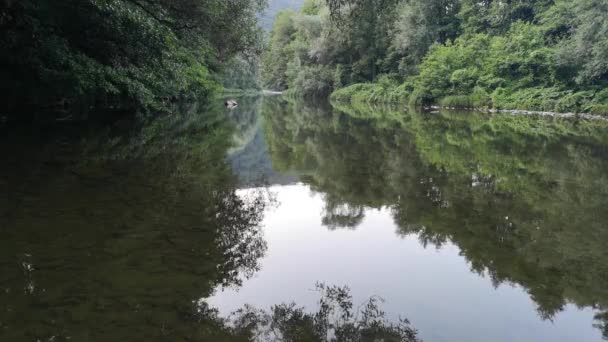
[1,96,608,341]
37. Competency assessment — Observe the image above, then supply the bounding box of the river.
[1,96,607,341]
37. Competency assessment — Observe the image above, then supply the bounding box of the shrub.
[587,104,608,115]
[555,91,595,112]
[331,83,375,102]
[471,87,492,108]
[409,88,434,106]
[292,65,335,97]
[330,77,412,105]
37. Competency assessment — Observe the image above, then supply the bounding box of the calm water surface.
[1,97,608,341]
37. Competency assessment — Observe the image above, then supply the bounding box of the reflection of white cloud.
[203,184,601,342]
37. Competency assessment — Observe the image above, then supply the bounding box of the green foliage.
[330,78,411,104]
[491,87,608,113]
[408,22,557,104]
[391,0,461,76]
[554,0,608,84]
[262,0,404,94]
[262,10,298,90]
[218,56,263,91]
[261,7,334,96]
[301,0,322,15]
[439,95,473,108]
[439,88,492,109]
[0,0,266,120]
[265,0,608,115]
[0,101,271,340]
[259,0,307,31]
[292,65,336,97]
[459,0,553,35]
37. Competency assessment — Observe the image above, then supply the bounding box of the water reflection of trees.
[322,202,366,230]
[226,96,264,154]
[226,96,301,187]
[0,101,420,341]
[0,105,269,341]
[263,99,423,228]
[198,283,419,342]
[263,98,608,338]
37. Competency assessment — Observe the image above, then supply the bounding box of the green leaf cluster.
[264,0,608,115]
[0,0,266,120]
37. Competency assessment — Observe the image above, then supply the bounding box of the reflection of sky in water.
[207,184,602,342]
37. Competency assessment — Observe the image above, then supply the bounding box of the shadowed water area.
[1,96,608,341]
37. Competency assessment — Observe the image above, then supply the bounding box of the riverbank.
[222,89,284,97]
[331,82,608,118]
[433,106,608,121]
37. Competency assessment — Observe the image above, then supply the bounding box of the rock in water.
[225,100,238,109]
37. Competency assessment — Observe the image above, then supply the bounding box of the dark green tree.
[0,0,266,120]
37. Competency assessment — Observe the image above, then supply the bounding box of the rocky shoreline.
[427,106,608,121]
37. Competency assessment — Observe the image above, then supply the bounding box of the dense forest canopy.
[4,0,604,118]
[0,0,267,121]
[263,0,608,114]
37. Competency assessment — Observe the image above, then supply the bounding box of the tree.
[262,10,298,90]
[459,0,553,34]
[555,0,608,85]
[0,0,266,120]
[391,0,461,76]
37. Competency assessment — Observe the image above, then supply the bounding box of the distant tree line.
[263,0,608,114]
